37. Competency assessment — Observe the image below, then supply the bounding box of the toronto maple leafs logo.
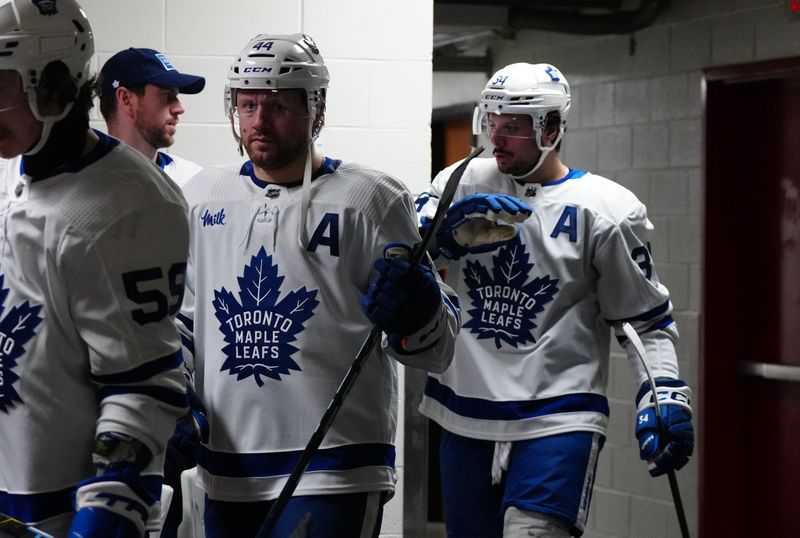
[462,237,558,349]
[0,275,43,413]
[213,247,319,386]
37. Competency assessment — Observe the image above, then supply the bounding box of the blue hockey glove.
[69,467,159,537]
[436,193,532,260]
[361,243,441,337]
[635,379,694,477]
[165,385,209,481]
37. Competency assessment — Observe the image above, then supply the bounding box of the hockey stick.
[0,513,53,538]
[256,145,485,538]
[621,322,690,538]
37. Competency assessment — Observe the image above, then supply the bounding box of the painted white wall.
[80,1,432,536]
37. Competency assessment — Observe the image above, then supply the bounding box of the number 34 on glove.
[635,379,694,477]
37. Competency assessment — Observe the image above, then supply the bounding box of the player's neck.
[521,153,569,184]
[251,147,324,185]
[23,106,95,178]
[110,123,157,161]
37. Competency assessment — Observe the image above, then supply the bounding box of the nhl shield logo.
[32,0,58,16]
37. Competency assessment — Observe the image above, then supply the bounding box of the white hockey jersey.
[179,158,459,502]
[418,158,680,441]
[157,151,203,187]
[0,132,189,530]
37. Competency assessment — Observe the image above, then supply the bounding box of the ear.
[115,87,136,117]
[540,122,562,149]
[312,98,326,135]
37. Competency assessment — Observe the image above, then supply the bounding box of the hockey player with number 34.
[178,34,460,537]
[0,1,190,537]
[416,63,695,537]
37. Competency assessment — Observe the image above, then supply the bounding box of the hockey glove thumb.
[436,193,532,260]
[361,243,441,338]
[69,467,159,538]
[635,379,694,477]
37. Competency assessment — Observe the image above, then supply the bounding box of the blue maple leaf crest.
[0,275,44,413]
[213,247,319,386]
[462,237,558,349]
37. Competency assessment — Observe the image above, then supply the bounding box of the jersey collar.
[21,129,120,182]
[240,157,342,189]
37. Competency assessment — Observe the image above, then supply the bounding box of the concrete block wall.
[484,1,799,536]
[79,1,433,536]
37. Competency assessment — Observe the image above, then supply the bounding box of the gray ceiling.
[433,0,668,71]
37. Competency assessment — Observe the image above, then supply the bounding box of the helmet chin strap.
[23,91,75,156]
[297,116,316,249]
[509,126,564,181]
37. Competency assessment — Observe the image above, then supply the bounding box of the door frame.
[703,56,800,537]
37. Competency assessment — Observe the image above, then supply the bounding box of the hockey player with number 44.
[0,1,190,537]
[178,33,460,537]
[416,62,695,537]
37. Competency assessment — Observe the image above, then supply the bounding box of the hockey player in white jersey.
[0,1,190,537]
[178,33,459,537]
[416,63,695,537]
[98,47,206,186]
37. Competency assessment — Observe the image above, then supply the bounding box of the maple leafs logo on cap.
[0,274,44,413]
[462,237,558,349]
[213,248,319,386]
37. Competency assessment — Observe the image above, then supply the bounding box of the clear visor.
[231,89,311,120]
[474,111,537,140]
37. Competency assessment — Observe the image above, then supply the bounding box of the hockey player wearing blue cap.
[416,62,695,537]
[98,47,206,186]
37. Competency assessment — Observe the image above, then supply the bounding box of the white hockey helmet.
[474,63,570,179]
[0,0,94,116]
[224,33,329,120]
[473,62,570,137]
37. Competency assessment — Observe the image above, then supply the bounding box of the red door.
[704,58,800,537]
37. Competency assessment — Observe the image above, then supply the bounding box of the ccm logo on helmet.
[243,67,273,73]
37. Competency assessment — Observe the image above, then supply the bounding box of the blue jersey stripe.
[97,385,188,408]
[177,312,194,332]
[0,487,73,524]
[605,300,671,324]
[199,443,396,478]
[91,351,183,384]
[180,334,195,356]
[425,378,609,421]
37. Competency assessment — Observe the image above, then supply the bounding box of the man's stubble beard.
[246,131,309,171]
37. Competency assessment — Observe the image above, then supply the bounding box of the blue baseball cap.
[99,47,205,97]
